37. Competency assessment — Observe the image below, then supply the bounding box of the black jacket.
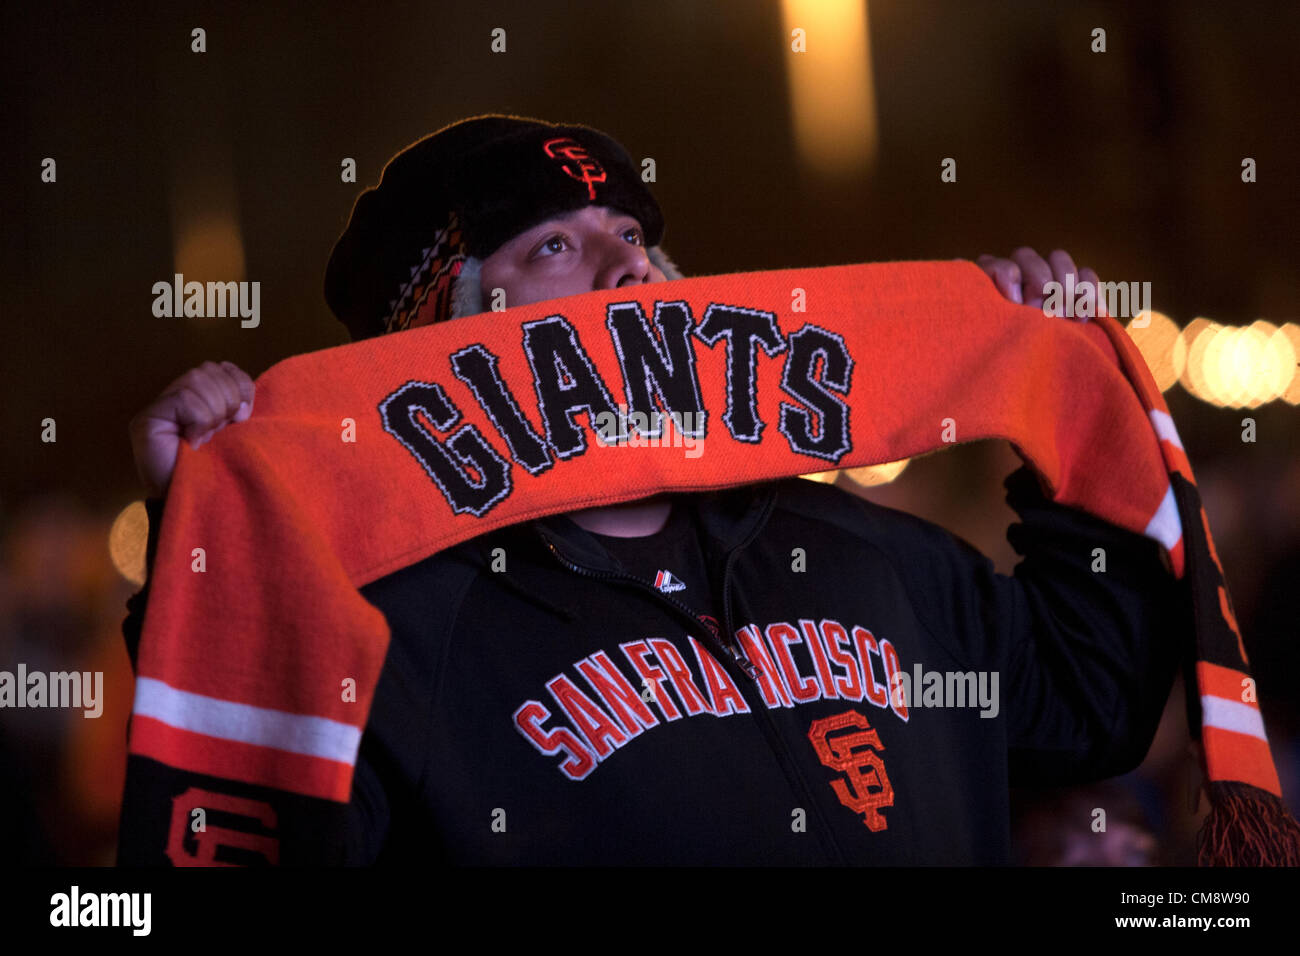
[118,466,1185,865]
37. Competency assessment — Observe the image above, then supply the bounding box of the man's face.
[478,205,667,309]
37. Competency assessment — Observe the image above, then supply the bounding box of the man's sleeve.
[881,464,1187,787]
[117,501,393,866]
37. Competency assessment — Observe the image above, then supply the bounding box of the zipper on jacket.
[713,488,851,866]
[717,487,779,673]
[534,527,753,678]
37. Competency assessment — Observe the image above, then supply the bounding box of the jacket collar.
[531,482,780,574]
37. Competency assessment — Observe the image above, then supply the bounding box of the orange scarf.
[128,260,1299,864]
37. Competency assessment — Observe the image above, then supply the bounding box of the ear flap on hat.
[647,245,684,281]
[449,256,485,320]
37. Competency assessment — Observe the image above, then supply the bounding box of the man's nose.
[593,234,653,290]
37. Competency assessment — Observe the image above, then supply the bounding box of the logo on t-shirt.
[653,569,686,593]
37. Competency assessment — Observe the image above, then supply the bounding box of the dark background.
[1,0,1297,865]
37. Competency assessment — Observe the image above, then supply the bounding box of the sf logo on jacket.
[808,711,894,831]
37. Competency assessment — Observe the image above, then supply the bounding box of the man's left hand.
[975,247,1105,320]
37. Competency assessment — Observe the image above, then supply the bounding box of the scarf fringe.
[1197,781,1300,866]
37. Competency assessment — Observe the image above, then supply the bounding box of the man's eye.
[534,234,569,257]
[622,227,644,245]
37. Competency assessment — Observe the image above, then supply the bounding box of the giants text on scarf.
[379,299,851,515]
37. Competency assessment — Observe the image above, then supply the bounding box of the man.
[120,114,1180,864]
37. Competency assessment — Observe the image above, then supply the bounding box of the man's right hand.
[129,361,255,498]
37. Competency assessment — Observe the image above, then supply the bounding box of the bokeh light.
[1125,311,1184,392]
[108,500,149,588]
[781,0,878,179]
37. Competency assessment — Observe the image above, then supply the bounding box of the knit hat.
[324,114,683,341]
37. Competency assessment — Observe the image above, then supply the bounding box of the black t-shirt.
[590,497,722,640]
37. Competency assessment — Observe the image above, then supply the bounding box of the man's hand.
[128,361,255,498]
[975,247,1105,319]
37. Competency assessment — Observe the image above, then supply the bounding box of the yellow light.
[109,501,149,588]
[1180,319,1222,405]
[1201,325,1242,408]
[1173,315,1296,407]
[1239,325,1273,407]
[1211,324,1274,408]
[799,470,840,483]
[1279,324,1300,405]
[170,148,247,322]
[1207,326,1242,407]
[843,458,910,487]
[781,0,878,179]
[174,216,247,285]
[1254,321,1296,404]
[1125,311,1184,392]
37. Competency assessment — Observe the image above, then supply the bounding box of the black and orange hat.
[324,114,673,341]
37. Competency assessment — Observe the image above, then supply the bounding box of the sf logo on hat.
[543,137,607,200]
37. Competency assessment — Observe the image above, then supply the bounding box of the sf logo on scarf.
[165,788,280,865]
[808,710,894,832]
[543,137,607,200]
